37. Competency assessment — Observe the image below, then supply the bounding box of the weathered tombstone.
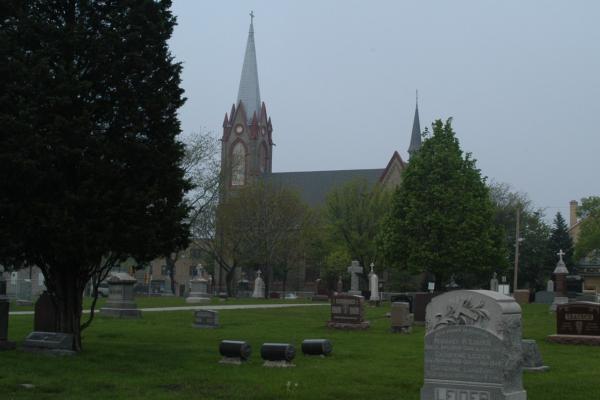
[547,301,600,345]
[193,309,219,329]
[22,331,75,355]
[368,263,380,302]
[327,294,370,330]
[336,275,343,293]
[521,339,549,372]
[16,279,33,306]
[421,290,527,400]
[490,272,499,292]
[390,302,413,333]
[186,271,210,303]
[99,272,142,318]
[551,250,569,311]
[546,279,554,292]
[252,270,265,298]
[390,294,414,313]
[34,292,58,332]
[312,278,329,301]
[413,292,434,325]
[534,291,555,305]
[0,279,16,350]
[347,260,363,296]
[513,289,530,305]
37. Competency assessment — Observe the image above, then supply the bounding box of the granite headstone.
[193,309,219,328]
[421,290,526,400]
[547,302,600,345]
[327,294,370,330]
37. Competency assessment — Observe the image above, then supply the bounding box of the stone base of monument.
[521,339,550,372]
[100,306,142,318]
[0,340,16,351]
[421,384,527,400]
[16,300,33,307]
[185,295,210,304]
[219,356,245,365]
[547,334,600,345]
[312,294,329,302]
[549,296,569,311]
[263,360,295,368]
[21,331,76,356]
[327,321,370,330]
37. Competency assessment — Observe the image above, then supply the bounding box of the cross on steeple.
[250,10,254,24]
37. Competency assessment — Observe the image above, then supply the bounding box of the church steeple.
[408,91,421,158]
[237,11,261,121]
[221,12,273,194]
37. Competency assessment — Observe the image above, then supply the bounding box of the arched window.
[259,142,268,173]
[231,141,246,186]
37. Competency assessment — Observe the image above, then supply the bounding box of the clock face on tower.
[235,124,244,134]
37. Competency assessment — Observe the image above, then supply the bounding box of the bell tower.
[221,12,273,193]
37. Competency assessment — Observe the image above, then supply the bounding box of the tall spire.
[237,11,261,121]
[408,90,421,158]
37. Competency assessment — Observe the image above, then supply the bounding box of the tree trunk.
[225,267,237,297]
[53,270,85,352]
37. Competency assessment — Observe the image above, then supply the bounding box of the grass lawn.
[1,303,599,399]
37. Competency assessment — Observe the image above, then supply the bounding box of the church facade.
[220,17,421,206]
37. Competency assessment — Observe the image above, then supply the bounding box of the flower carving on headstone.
[432,297,489,330]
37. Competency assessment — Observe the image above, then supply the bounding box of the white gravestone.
[421,290,527,400]
[490,272,499,292]
[368,263,379,301]
[347,261,363,296]
[546,279,554,292]
[252,270,265,298]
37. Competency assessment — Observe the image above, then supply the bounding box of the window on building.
[231,141,246,186]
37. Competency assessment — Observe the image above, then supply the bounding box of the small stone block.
[263,360,295,368]
[547,334,600,346]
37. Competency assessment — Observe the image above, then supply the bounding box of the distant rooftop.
[265,168,384,207]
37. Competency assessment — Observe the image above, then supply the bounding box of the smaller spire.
[408,90,422,158]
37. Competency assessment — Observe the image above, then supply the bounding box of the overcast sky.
[169,1,599,222]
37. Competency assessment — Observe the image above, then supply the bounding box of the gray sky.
[169,1,599,222]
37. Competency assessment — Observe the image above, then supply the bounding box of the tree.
[0,1,189,351]
[324,178,392,283]
[547,212,574,268]
[223,182,311,296]
[381,119,506,289]
[575,196,600,262]
[488,182,552,290]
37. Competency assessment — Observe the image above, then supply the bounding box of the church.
[220,16,422,206]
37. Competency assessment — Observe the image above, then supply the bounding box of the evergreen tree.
[381,119,506,289]
[0,0,189,351]
[547,212,574,268]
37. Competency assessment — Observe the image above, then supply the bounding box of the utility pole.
[513,207,521,292]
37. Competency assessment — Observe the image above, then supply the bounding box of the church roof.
[265,168,385,207]
[237,16,261,121]
[408,97,421,156]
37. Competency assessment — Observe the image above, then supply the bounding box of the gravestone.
[547,302,600,345]
[421,290,526,400]
[347,261,363,296]
[22,331,75,355]
[490,272,499,292]
[336,275,343,293]
[252,270,265,298]
[0,282,16,350]
[413,292,434,325]
[534,291,555,305]
[193,309,219,329]
[546,279,554,292]
[368,263,380,302]
[312,278,329,301]
[17,279,33,306]
[327,294,370,330]
[551,250,569,311]
[34,292,58,332]
[390,302,413,333]
[99,272,142,318]
[521,339,549,372]
[513,289,530,305]
[390,294,414,313]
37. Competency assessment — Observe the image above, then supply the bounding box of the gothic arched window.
[231,141,246,186]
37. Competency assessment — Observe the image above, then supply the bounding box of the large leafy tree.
[575,196,600,262]
[0,1,189,351]
[381,119,506,289]
[488,182,552,290]
[324,178,392,282]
